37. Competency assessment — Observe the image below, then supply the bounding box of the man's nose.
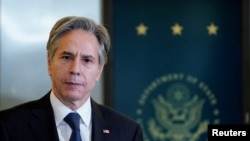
[69,58,81,75]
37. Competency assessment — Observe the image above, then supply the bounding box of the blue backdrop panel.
[111,0,242,140]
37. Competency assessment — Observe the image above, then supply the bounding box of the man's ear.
[96,65,104,82]
[47,54,52,76]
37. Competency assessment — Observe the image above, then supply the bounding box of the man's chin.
[67,94,83,100]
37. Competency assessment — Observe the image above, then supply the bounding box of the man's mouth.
[65,82,82,85]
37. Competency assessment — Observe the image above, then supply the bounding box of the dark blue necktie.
[64,113,82,141]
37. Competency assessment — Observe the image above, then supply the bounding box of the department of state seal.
[136,73,219,141]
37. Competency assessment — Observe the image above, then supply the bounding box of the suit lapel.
[91,99,113,141]
[30,93,59,141]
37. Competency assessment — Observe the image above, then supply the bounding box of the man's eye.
[84,58,91,63]
[62,56,72,60]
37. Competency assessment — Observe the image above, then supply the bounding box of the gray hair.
[46,16,111,66]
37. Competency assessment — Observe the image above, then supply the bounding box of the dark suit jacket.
[0,92,144,141]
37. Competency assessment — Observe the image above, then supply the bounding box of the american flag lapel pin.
[103,129,110,134]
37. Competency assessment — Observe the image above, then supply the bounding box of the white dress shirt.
[50,91,92,141]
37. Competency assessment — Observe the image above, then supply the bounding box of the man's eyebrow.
[81,54,94,58]
[61,51,74,56]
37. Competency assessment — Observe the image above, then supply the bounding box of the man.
[0,16,144,141]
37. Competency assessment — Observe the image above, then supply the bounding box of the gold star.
[171,23,183,36]
[207,23,219,35]
[135,23,148,36]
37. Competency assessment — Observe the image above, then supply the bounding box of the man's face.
[48,29,103,108]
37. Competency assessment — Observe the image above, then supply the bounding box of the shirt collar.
[50,91,92,127]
